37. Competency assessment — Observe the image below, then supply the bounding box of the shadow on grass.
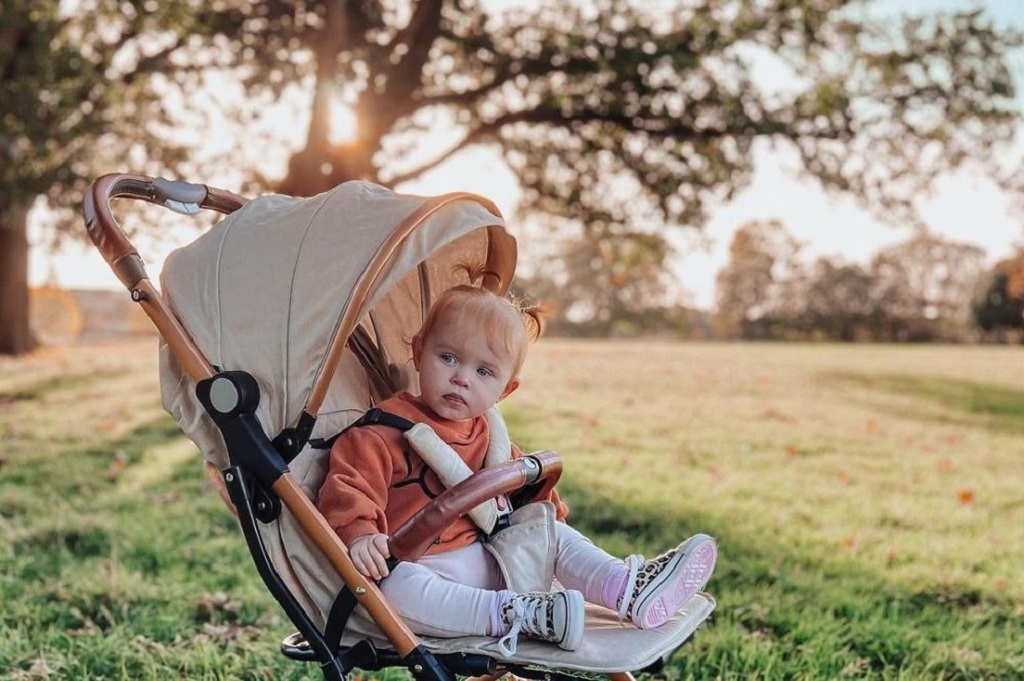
[0,370,122,404]
[0,414,184,498]
[823,372,1024,436]
[5,415,198,584]
[8,410,1023,679]
[556,479,1024,680]
[1,415,291,676]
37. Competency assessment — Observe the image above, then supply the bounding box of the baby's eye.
[477,366,494,378]
[440,353,456,365]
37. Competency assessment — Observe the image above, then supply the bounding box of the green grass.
[2,339,1024,679]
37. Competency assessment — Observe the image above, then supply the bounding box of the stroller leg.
[405,645,457,681]
[224,466,347,681]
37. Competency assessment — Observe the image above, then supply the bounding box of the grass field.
[2,339,1023,679]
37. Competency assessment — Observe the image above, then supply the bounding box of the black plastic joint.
[196,372,287,489]
[405,646,456,681]
[196,371,261,424]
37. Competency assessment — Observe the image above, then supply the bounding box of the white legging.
[379,522,621,638]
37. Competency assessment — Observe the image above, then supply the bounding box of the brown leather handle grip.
[388,451,563,563]
[82,173,246,289]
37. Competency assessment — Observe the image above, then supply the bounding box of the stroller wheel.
[281,631,317,662]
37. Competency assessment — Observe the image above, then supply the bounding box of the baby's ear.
[499,378,520,401]
[411,334,423,370]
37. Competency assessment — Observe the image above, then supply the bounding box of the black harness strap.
[323,584,359,656]
[309,408,415,450]
[273,410,318,463]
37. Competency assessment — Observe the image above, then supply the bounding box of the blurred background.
[3,0,1023,352]
[5,4,1024,678]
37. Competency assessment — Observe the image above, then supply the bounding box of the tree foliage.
[868,234,986,341]
[512,216,684,336]
[2,0,1022,352]
[713,219,802,338]
[801,259,875,341]
[973,248,1024,342]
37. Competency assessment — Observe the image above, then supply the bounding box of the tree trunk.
[0,203,35,355]
[277,5,377,197]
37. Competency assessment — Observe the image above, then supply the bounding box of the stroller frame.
[83,173,703,681]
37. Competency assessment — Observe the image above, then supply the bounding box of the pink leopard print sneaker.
[617,533,717,630]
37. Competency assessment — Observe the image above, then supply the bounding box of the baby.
[317,276,716,655]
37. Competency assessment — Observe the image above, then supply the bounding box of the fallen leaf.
[761,407,796,424]
[956,488,975,505]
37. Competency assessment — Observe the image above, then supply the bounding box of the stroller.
[82,173,716,681]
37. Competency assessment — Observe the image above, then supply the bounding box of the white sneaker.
[617,533,717,629]
[498,589,585,656]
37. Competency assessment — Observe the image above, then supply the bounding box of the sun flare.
[328,98,358,145]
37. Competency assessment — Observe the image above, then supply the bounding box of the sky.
[30,0,1024,310]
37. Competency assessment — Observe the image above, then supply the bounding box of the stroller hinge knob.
[209,377,240,414]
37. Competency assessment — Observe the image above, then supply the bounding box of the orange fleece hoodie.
[317,391,568,555]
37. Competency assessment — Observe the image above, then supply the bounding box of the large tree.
[0,0,209,354]
[869,232,986,341]
[973,247,1024,342]
[3,0,1022,353]
[801,259,876,341]
[713,219,803,338]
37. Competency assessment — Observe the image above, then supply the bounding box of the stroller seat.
[83,174,716,681]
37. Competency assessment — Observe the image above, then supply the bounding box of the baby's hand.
[349,533,391,580]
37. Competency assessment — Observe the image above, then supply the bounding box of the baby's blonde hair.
[416,265,544,381]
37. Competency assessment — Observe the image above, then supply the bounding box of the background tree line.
[519,218,1024,343]
[713,220,1024,343]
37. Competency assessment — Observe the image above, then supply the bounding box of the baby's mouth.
[443,393,466,406]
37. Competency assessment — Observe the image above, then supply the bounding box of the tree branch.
[386,125,492,186]
[389,93,848,187]
[378,0,444,109]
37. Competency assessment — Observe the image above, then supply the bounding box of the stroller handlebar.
[81,173,248,382]
[388,451,563,563]
[83,173,246,289]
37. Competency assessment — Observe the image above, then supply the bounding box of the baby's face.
[415,316,516,421]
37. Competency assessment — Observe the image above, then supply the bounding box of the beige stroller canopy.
[159,181,516,471]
